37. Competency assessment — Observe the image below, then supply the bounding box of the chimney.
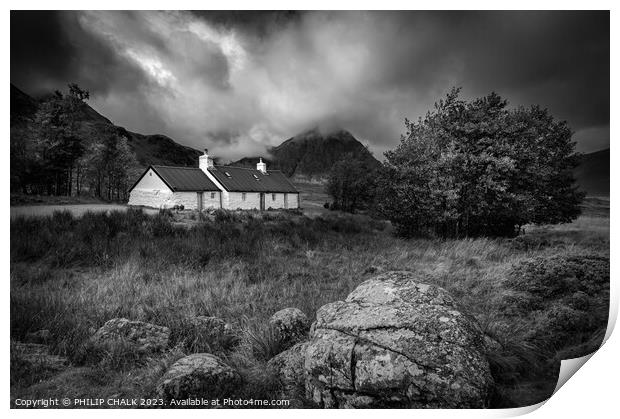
[256,157,267,174]
[199,148,214,173]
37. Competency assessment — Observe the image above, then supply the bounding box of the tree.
[82,132,138,201]
[326,153,377,212]
[31,85,90,196]
[376,88,584,238]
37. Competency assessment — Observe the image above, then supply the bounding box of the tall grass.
[10,208,609,408]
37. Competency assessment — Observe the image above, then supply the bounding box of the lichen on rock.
[156,353,241,401]
[269,308,310,350]
[90,318,170,354]
[303,271,494,408]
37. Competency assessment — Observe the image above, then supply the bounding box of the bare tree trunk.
[76,165,81,196]
[68,167,72,197]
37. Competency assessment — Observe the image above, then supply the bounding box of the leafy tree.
[14,83,139,200]
[82,132,138,201]
[31,85,90,195]
[376,88,584,238]
[326,154,377,212]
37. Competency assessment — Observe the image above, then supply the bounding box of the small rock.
[269,308,309,350]
[24,329,51,344]
[567,291,590,311]
[363,265,385,275]
[90,318,170,354]
[156,353,241,401]
[11,341,67,372]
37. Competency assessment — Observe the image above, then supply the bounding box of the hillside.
[574,148,609,197]
[10,84,201,169]
[231,128,380,182]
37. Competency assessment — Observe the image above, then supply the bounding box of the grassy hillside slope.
[574,148,609,197]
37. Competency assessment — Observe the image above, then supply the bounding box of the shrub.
[502,254,609,352]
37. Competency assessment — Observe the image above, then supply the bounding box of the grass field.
[10,196,609,408]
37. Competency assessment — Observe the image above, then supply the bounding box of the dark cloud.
[11,11,76,94]
[10,11,609,159]
[190,10,301,36]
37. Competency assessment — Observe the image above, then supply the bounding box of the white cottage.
[128,150,300,211]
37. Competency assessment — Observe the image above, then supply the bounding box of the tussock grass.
[10,207,609,408]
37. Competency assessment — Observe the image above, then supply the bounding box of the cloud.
[11,11,609,160]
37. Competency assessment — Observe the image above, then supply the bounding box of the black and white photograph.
[8,5,612,412]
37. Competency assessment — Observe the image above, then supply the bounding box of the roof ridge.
[213,165,259,171]
[213,165,283,174]
[152,165,200,170]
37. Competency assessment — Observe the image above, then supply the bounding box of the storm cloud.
[11,10,609,160]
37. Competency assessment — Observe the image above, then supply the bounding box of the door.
[197,192,203,211]
[260,193,265,211]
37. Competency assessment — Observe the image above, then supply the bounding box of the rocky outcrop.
[90,318,170,354]
[269,308,309,350]
[303,271,493,408]
[156,353,241,401]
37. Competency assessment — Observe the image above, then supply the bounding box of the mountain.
[10,84,38,124]
[574,148,609,197]
[10,84,201,168]
[231,128,380,182]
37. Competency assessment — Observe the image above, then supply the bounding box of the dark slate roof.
[130,165,220,192]
[208,166,299,193]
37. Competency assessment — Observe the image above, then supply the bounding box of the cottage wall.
[167,192,201,210]
[128,189,174,208]
[134,168,169,190]
[265,192,286,209]
[287,193,300,209]
[201,191,222,209]
[225,192,261,210]
[128,168,173,208]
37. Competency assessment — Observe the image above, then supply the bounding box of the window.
[272,193,276,201]
[253,174,259,180]
[242,193,246,201]
[210,192,216,199]
[225,172,231,177]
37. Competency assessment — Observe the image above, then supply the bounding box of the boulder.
[156,353,241,401]
[269,308,309,350]
[268,341,308,391]
[90,318,170,354]
[304,271,493,408]
[268,342,309,407]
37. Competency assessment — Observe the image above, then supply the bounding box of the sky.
[11,10,609,160]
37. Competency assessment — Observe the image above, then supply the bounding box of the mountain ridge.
[10,84,202,169]
[230,127,380,183]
